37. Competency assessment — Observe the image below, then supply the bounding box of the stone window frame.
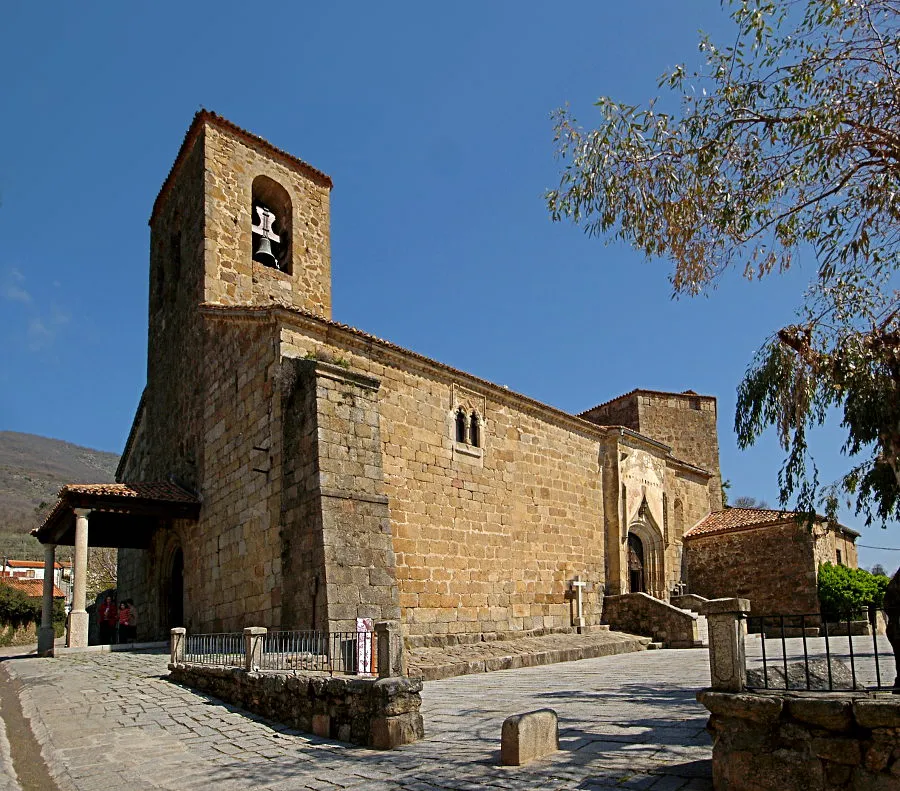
[450,384,485,467]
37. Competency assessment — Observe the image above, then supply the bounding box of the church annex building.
[33,112,855,651]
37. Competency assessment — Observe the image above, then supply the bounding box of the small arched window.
[455,409,468,443]
[469,412,480,447]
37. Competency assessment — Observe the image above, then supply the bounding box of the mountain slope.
[0,431,119,559]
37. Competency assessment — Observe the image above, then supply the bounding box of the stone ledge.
[408,630,650,681]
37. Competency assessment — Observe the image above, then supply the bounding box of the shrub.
[0,583,41,627]
[818,562,889,620]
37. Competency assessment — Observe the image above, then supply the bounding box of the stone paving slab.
[407,630,653,680]
[3,645,713,790]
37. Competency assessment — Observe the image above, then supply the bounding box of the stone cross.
[570,576,587,632]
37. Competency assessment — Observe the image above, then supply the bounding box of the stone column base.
[67,610,89,648]
[37,626,56,656]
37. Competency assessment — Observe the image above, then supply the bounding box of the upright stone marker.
[500,709,559,766]
[699,597,750,691]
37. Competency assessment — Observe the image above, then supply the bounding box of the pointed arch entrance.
[627,510,666,598]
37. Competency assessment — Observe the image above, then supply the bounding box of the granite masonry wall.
[169,663,424,749]
[685,522,821,617]
[699,690,900,790]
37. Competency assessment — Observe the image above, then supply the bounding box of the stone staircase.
[406,628,652,681]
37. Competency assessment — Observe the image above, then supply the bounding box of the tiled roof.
[34,481,201,540]
[685,508,807,539]
[151,110,333,224]
[0,578,64,598]
[57,482,198,503]
[580,388,715,417]
[5,560,68,570]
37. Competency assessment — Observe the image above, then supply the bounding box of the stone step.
[407,630,651,682]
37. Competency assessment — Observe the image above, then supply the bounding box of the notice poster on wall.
[356,617,374,675]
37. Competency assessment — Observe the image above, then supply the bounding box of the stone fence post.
[244,627,267,672]
[170,627,186,665]
[375,620,405,678]
[699,598,751,692]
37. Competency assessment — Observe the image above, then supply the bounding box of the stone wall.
[280,358,400,632]
[699,690,900,789]
[812,524,860,571]
[603,592,703,648]
[685,522,820,617]
[279,323,610,647]
[168,664,423,749]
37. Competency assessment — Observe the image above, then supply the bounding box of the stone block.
[854,699,900,729]
[369,713,425,749]
[311,714,330,737]
[787,696,854,731]
[500,708,559,766]
[697,691,783,724]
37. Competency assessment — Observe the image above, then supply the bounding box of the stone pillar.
[67,509,91,648]
[700,597,751,692]
[170,627,186,665]
[376,620,405,678]
[37,543,56,655]
[244,627,267,671]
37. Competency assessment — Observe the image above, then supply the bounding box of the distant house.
[1,559,72,605]
[0,576,65,600]
[683,507,859,617]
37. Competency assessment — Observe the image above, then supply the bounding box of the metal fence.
[182,629,377,675]
[184,632,245,668]
[261,630,376,675]
[745,609,895,692]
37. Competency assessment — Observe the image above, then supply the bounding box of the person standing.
[118,602,131,644]
[98,595,117,644]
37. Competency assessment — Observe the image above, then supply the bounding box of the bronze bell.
[254,235,278,267]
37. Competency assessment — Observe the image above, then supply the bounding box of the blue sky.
[2,2,897,570]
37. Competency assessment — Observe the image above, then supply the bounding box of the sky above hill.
[1,2,897,570]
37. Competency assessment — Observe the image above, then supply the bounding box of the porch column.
[37,543,56,655]
[67,508,90,648]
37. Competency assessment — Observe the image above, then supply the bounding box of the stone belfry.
[138,111,334,491]
[148,110,333,321]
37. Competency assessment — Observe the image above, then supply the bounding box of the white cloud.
[27,318,53,350]
[2,267,32,304]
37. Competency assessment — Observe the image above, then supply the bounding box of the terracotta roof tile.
[58,482,198,503]
[0,578,64,598]
[685,507,807,539]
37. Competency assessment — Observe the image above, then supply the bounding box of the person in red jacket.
[118,601,131,644]
[98,595,117,644]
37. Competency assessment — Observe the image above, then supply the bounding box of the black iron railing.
[745,608,894,692]
[261,630,376,675]
[181,629,377,675]
[184,632,245,667]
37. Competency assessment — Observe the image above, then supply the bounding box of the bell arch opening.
[251,175,292,273]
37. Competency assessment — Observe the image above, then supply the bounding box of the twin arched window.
[455,408,481,447]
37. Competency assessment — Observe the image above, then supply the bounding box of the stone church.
[35,111,734,649]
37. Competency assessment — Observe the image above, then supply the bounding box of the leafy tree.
[818,561,889,618]
[732,496,772,509]
[547,0,900,525]
[872,563,888,576]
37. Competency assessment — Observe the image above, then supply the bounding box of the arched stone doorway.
[628,533,645,593]
[167,547,184,629]
[627,516,666,598]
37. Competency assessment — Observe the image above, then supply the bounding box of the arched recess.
[627,513,666,598]
[251,175,293,272]
[158,531,186,633]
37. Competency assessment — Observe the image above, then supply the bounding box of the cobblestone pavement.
[5,647,714,791]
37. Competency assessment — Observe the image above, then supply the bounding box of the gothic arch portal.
[627,512,666,598]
